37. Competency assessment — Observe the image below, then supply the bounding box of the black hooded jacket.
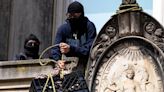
[51,17,96,61]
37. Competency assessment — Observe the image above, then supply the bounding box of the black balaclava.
[67,1,84,16]
[24,34,40,59]
[67,1,87,37]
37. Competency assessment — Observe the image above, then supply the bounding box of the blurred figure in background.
[15,34,40,60]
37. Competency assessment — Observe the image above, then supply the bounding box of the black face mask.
[69,18,80,26]
[24,43,39,58]
[69,18,77,23]
[68,16,84,31]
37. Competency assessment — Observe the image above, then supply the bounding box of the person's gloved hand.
[59,43,70,54]
[57,60,65,69]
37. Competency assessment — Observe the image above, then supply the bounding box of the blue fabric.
[51,18,97,61]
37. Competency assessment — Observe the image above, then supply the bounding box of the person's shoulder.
[15,53,27,60]
[59,20,70,28]
[58,20,70,31]
[85,17,95,26]
[85,17,96,29]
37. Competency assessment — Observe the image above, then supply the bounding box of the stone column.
[153,0,164,25]
[8,0,54,60]
[0,0,12,60]
[51,0,72,44]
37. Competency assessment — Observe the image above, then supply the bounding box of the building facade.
[0,0,72,60]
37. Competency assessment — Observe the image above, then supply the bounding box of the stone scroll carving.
[143,15,164,51]
[87,17,119,81]
[122,0,136,4]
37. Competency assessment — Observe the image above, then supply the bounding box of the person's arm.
[51,24,66,61]
[69,21,97,56]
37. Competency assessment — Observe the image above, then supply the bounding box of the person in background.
[51,1,97,74]
[15,34,40,60]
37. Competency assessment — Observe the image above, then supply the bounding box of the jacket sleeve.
[69,21,97,57]
[51,25,66,61]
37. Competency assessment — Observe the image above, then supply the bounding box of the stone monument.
[86,0,164,92]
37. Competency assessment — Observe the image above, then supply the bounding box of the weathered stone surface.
[8,0,54,60]
[90,38,164,92]
[0,59,54,92]
[0,0,11,60]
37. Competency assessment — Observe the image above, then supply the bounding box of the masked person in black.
[51,1,97,74]
[15,34,40,60]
